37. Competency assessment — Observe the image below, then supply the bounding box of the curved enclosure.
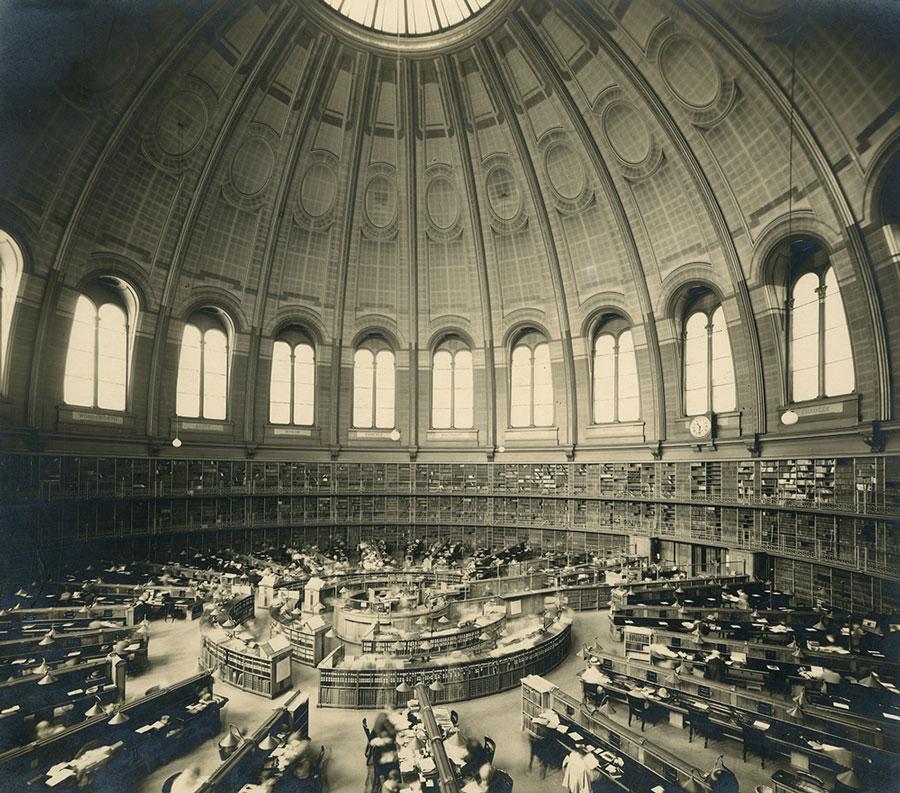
[0,0,898,653]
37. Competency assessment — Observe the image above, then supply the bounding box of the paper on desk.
[568,731,583,742]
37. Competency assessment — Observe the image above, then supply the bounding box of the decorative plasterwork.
[222,124,279,211]
[646,22,737,128]
[141,77,217,172]
[61,30,139,110]
[360,162,399,240]
[538,129,594,214]
[423,163,463,241]
[293,150,340,230]
[482,153,527,234]
[593,87,664,181]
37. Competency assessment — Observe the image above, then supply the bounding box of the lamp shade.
[38,635,54,647]
[258,734,280,751]
[108,710,129,725]
[835,769,864,790]
[437,616,449,624]
[85,699,104,718]
[37,672,58,685]
[396,681,411,693]
[33,659,50,676]
[428,679,445,692]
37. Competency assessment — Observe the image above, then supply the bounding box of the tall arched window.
[432,337,473,429]
[510,330,553,428]
[788,240,854,401]
[176,309,230,420]
[0,230,24,387]
[683,297,735,416]
[63,279,136,411]
[270,328,315,425]
[592,320,639,423]
[353,337,395,429]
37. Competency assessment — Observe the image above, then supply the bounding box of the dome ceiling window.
[320,0,496,36]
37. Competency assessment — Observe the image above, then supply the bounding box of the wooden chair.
[627,694,648,731]
[742,724,768,768]
[484,735,496,764]
[688,706,712,748]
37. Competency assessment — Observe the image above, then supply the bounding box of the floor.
[132,610,790,793]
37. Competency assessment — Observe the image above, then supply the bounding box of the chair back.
[484,735,496,764]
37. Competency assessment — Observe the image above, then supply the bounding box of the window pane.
[823,268,855,396]
[97,303,127,411]
[375,349,395,428]
[453,349,473,429]
[176,324,202,417]
[353,349,374,428]
[269,340,292,424]
[64,296,97,407]
[617,330,640,422]
[593,334,615,423]
[684,311,708,415]
[533,343,553,426]
[509,345,532,427]
[202,328,227,420]
[294,343,315,425]
[791,272,820,402]
[432,350,452,428]
[710,307,735,412]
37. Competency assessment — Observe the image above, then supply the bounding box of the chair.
[313,745,329,793]
[688,707,712,748]
[627,694,648,731]
[492,768,513,792]
[450,709,459,727]
[742,724,768,768]
[484,736,496,764]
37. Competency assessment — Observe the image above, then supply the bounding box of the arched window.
[592,320,639,423]
[432,337,473,429]
[270,328,315,425]
[353,337,395,429]
[510,330,553,428]
[176,309,230,420]
[683,296,735,416]
[0,230,24,387]
[788,240,854,401]
[63,278,136,411]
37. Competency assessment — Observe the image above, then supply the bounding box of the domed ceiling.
[0,0,897,451]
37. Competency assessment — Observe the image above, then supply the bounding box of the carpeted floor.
[132,609,790,793]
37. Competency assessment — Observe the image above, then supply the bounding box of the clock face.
[689,415,712,439]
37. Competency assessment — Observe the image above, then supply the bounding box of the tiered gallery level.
[3,453,897,614]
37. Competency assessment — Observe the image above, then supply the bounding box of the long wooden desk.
[584,649,900,773]
[0,672,226,791]
[522,674,709,792]
[196,690,310,793]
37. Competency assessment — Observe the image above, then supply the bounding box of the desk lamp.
[85,697,105,718]
[108,709,129,725]
[37,671,58,685]
[258,734,281,751]
[33,658,50,676]
[428,679,445,693]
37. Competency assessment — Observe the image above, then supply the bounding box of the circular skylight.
[321,0,496,35]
